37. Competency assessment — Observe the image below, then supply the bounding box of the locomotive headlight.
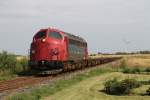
[41,39,46,42]
[31,50,35,54]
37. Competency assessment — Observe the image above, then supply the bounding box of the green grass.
[0,69,19,81]
[131,85,150,95]
[121,67,150,74]
[0,74,17,81]
[44,72,150,100]
[7,67,113,100]
[42,58,150,100]
[6,60,150,100]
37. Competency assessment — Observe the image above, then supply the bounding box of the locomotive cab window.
[35,30,46,39]
[48,31,62,40]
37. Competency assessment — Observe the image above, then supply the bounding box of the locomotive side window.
[35,31,46,39]
[68,39,85,54]
[48,31,62,39]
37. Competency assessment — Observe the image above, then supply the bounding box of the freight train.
[29,28,120,74]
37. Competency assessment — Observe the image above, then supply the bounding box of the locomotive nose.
[50,48,59,55]
[30,41,61,61]
[30,42,48,61]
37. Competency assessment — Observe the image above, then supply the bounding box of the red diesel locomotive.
[29,28,88,72]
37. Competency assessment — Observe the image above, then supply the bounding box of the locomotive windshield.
[35,30,46,39]
[48,31,62,39]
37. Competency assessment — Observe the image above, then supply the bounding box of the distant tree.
[115,52,128,55]
[138,51,150,54]
[97,52,102,55]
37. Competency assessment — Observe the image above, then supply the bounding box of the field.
[44,72,150,100]
[7,54,150,100]
[90,54,150,67]
[43,54,150,100]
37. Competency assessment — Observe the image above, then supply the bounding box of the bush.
[146,87,150,96]
[104,78,141,95]
[0,51,28,76]
[19,58,28,71]
[140,80,150,85]
[145,68,150,73]
[122,68,141,74]
[131,68,141,74]
[0,51,17,73]
[122,68,131,73]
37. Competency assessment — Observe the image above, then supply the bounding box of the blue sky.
[0,0,149,55]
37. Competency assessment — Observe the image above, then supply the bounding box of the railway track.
[0,76,53,93]
[0,57,121,93]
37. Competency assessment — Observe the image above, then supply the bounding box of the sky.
[0,0,149,55]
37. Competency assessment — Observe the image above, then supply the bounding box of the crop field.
[90,54,150,67]
[7,54,150,100]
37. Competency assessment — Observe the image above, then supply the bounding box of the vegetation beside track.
[0,51,28,81]
[41,55,150,100]
[4,54,150,100]
[43,57,150,100]
[43,73,150,100]
[7,64,117,100]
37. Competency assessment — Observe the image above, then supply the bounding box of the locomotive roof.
[46,27,87,44]
[65,32,87,44]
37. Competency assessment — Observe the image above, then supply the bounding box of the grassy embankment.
[42,55,150,100]
[6,54,150,100]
